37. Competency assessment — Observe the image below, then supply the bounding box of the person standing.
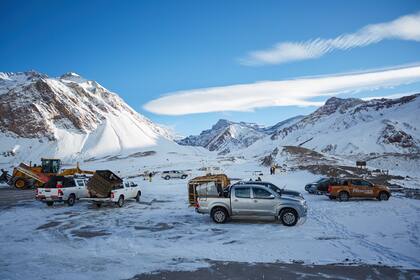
[148,172,153,182]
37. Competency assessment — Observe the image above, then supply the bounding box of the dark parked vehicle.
[305,177,341,194]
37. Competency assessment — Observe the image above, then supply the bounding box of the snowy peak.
[176,116,304,154]
[269,93,420,155]
[176,119,266,154]
[0,70,175,161]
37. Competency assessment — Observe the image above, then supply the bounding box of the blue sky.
[1,0,420,135]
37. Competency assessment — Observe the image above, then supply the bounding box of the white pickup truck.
[82,181,141,208]
[36,176,90,207]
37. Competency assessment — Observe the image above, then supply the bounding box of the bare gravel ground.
[0,187,34,208]
[132,261,420,280]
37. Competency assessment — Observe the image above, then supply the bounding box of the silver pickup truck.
[195,181,307,226]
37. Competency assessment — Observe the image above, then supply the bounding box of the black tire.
[96,203,102,208]
[164,175,170,180]
[338,191,350,202]
[117,195,124,207]
[329,196,336,200]
[181,175,187,179]
[135,191,141,202]
[211,207,228,224]
[377,191,389,201]
[279,208,298,226]
[13,177,28,189]
[67,194,76,206]
[46,201,54,207]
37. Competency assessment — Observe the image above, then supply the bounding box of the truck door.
[76,179,88,198]
[231,186,253,216]
[359,180,374,197]
[350,179,369,197]
[251,187,277,216]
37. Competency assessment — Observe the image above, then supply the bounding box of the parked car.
[305,177,340,194]
[196,182,307,226]
[82,180,141,208]
[161,170,188,180]
[327,178,391,202]
[36,175,90,206]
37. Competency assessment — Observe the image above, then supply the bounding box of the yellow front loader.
[10,158,94,189]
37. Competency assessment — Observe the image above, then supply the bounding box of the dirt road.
[0,187,34,208]
[132,261,420,280]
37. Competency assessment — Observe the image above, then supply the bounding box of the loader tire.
[14,177,28,189]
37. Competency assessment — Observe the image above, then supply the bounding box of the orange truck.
[326,178,391,202]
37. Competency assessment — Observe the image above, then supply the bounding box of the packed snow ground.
[0,155,419,280]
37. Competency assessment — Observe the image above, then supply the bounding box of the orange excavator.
[9,158,94,189]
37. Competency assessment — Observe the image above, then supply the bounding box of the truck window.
[360,180,372,187]
[235,187,250,198]
[351,180,362,186]
[63,179,76,188]
[253,187,272,199]
[76,179,84,186]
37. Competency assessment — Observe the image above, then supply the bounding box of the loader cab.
[41,158,61,174]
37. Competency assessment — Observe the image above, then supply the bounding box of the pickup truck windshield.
[268,184,282,196]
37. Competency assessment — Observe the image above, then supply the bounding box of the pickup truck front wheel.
[279,208,298,226]
[211,207,228,223]
[377,191,389,201]
[117,196,125,207]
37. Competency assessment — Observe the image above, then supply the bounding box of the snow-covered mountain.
[240,94,420,161]
[176,116,303,154]
[0,71,183,163]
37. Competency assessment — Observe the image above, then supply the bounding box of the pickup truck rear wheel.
[211,207,228,223]
[338,191,350,202]
[46,201,54,207]
[67,194,76,206]
[164,175,170,180]
[135,191,141,202]
[279,208,298,226]
[181,175,187,179]
[117,195,124,207]
[378,192,389,201]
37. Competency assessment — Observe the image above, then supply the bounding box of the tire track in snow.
[310,201,420,267]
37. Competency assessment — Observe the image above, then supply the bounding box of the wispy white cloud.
[240,12,420,65]
[143,65,420,116]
